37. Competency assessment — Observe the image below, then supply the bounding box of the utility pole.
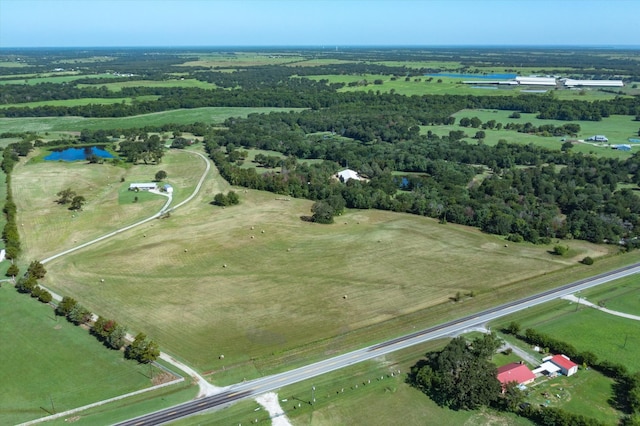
[311,386,316,405]
[49,394,56,414]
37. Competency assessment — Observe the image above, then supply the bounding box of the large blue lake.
[45,146,114,161]
[425,73,517,79]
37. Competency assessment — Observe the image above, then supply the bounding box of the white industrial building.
[563,79,624,87]
[515,76,557,86]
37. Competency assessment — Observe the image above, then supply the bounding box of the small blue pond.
[425,73,517,79]
[45,146,114,161]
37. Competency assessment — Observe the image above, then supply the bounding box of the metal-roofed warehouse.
[516,76,557,86]
[563,79,624,87]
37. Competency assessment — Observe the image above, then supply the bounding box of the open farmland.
[0,106,304,132]
[0,287,163,425]
[76,78,218,91]
[581,275,640,316]
[420,110,640,159]
[12,148,207,262]
[303,73,626,100]
[0,96,160,109]
[493,299,640,373]
[28,148,617,379]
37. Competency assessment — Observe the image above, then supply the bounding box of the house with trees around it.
[336,169,363,183]
[497,362,536,388]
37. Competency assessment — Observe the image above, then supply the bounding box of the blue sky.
[1,0,638,48]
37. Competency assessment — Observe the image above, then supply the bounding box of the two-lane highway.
[116,261,640,426]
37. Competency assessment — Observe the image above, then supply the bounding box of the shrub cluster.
[213,191,240,206]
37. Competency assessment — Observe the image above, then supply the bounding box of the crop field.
[0,96,160,109]
[0,106,304,132]
[0,287,162,425]
[26,145,618,381]
[12,148,206,263]
[493,299,640,373]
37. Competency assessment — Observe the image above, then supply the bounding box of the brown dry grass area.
[40,180,615,374]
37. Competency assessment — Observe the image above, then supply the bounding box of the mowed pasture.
[0,95,160,109]
[32,149,615,378]
[580,275,640,317]
[12,148,206,262]
[0,287,159,425]
[77,78,218,91]
[0,106,304,132]
[493,299,640,373]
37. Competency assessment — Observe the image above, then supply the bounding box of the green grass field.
[0,106,304,132]
[580,275,640,316]
[43,382,197,426]
[492,299,640,373]
[526,370,620,425]
[77,78,218,91]
[0,287,163,425]
[0,96,160,109]
[0,72,117,85]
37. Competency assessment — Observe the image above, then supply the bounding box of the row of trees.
[55,295,159,362]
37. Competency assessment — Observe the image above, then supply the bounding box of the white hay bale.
[223,264,227,268]
[184,249,188,252]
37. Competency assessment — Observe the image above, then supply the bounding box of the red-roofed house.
[550,355,578,376]
[497,363,536,388]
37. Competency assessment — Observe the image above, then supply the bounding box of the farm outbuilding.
[612,144,631,151]
[163,184,174,193]
[586,135,608,142]
[549,354,578,376]
[497,362,536,387]
[129,183,157,191]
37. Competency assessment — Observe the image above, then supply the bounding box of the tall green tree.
[126,332,160,363]
[410,335,503,410]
